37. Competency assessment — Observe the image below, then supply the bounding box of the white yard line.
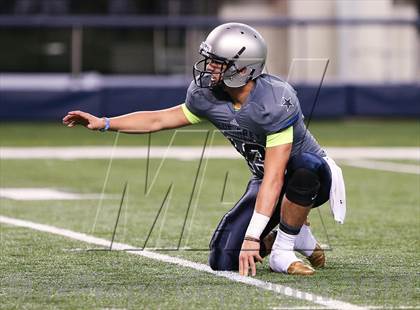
[2,147,418,175]
[341,159,420,175]
[0,188,109,201]
[271,307,419,310]
[1,146,419,160]
[271,308,330,310]
[0,215,367,310]
[0,146,240,160]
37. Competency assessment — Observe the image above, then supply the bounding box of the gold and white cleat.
[286,261,315,276]
[307,243,325,268]
[262,231,325,269]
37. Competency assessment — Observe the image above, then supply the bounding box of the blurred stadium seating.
[0,0,419,120]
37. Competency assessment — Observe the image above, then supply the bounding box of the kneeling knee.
[286,168,320,207]
[209,248,238,271]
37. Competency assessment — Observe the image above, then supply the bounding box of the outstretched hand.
[239,238,263,276]
[62,111,105,130]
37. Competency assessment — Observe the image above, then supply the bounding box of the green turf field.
[1,120,419,309]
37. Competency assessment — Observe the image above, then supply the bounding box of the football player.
[63,22,345,276]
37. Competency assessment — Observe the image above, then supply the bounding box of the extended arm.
[62,104,191,133]
[254,143,291,216]
[239,142,292,276]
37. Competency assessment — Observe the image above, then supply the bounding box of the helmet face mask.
[193,23,267,89]
[193,56,232,89]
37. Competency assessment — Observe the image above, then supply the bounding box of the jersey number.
[227,137,265,178]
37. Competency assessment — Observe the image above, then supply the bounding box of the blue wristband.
[100,117,110,132]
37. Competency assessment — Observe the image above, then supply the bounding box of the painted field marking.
[1,146,419,160]
[271,307,419,310]
[0,188,110,201]
[0,215,367,310]
[341,159,420,175]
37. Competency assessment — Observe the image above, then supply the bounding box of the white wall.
[287,0,337,83]
[219,1,289,77]
[217,0,418,82]
[336,0,418,82]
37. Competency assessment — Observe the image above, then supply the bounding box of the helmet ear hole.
[239,67,248,75]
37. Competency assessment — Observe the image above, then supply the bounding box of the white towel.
[323,156,346,224]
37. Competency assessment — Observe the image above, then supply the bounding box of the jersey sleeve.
[184,81,206,119]
[250,81,300,135]
[266,126,293,147]
[181,103,202,124]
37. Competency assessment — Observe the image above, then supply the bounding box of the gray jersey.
[185,74,325,178]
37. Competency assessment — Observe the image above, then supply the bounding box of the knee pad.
[285,168,320,207]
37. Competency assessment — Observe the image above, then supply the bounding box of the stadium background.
[0,1,419,309]
[0,0,419,119]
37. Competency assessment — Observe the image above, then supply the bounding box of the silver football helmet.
[193,22,267,88]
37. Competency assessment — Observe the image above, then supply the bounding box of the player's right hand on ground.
[62,111,105,130]
[239,239,263,277]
